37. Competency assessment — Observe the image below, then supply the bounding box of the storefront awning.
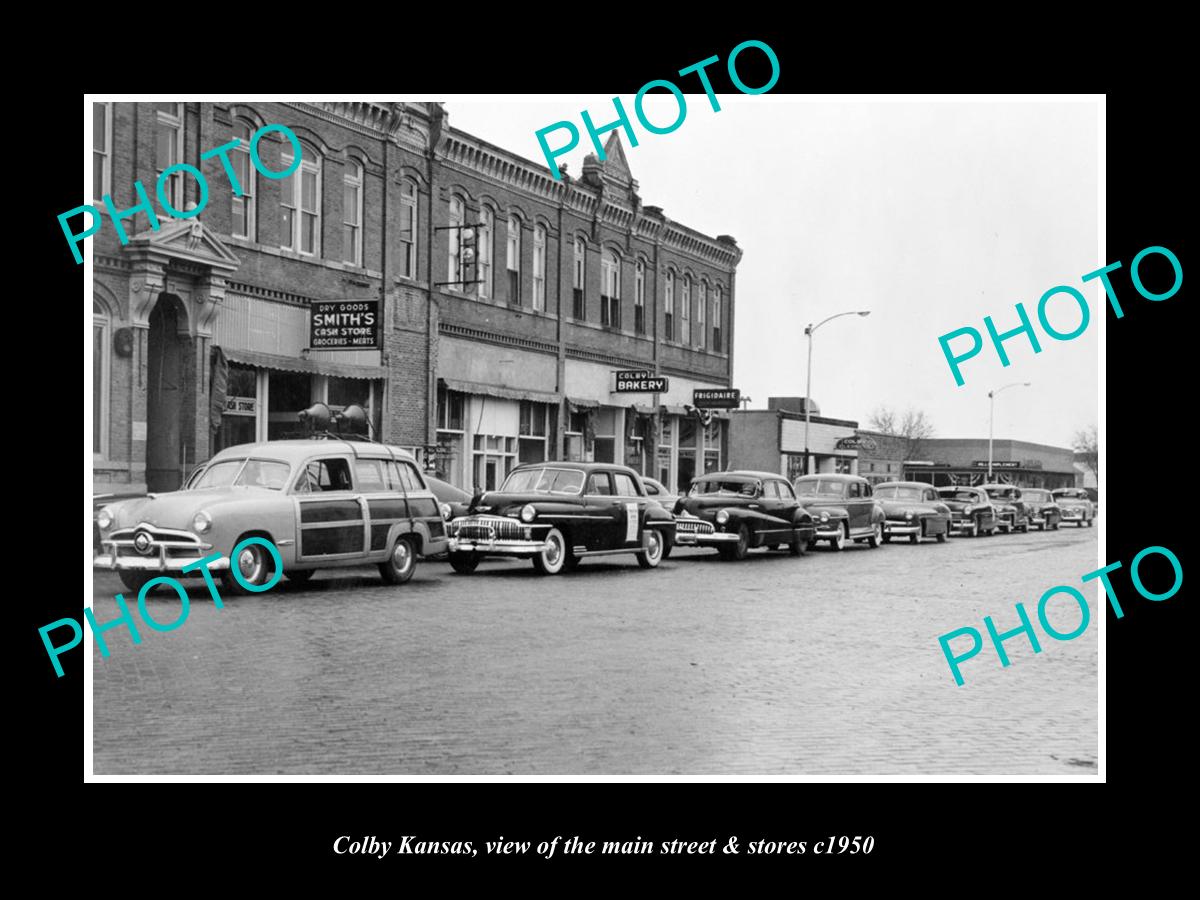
[220,347,386,380]
[442,377,561,404]
[567,396,601,410]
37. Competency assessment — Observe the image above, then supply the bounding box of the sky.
[449,96,1100,449]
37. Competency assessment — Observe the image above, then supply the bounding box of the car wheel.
[285,569,315,583]
[909,532,919,545]
[731,524,751,561]
[220,539,277,595]
[1086,517,1093,528]
[868,522,883,548]
[118,570,153,595]
[532,527,567,575]
[661,541,673,560]
[806,539,819,551]
[1037,523,1044,531]
[448,551,480,574]
[788,536,804,556]
[637,528,664,569]
[378,535,417,585]
[882,532,891,544]
[936,530,947,543]
[830,527,846,551]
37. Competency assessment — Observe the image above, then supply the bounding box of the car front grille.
[675,517,715,536]
[107,526,205,560]
[451,515,524,541]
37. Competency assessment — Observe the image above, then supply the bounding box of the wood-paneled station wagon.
[872,481,952,544]
[792,473,886,551]
[672,471,817,560]
[445,462,677,575]
[94,435,450,593]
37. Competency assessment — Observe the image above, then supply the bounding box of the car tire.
[448,551,480,574]
[882,533,891,544]
[532,527,567,575]
[661,541,673,560]
[378,535,417,585]
[830,527,846,551]
[637,528,664,569]
[1037,523,1044,531]
[220,538,278,595]
[909,532,919,545]
[285,569,315,583]
[868,522,883,548]
[936,530,947,543]
[1051,520,1059,530]
[1086,517,1094,528]
[806,539,819,551]
[788,536,804,556]
[118,570,153,595]
[731,524,751,561]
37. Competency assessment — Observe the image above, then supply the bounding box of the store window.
[343,160,363,266]
[593,408,617,463]
[93,300,110,456]
[436,383,466,486]
[93,102,111,202]
[634,260,646,335]
[677,415,697,493]
[657,416,674,487]
[573,237,586,319]
[281,141,321,255]
[478,206,494,300]
[328,376,379,439]
[267,369,313,440]
[473,434,517,492]
[217,363,258,451]
[519,400,552,464]
[703,419,721,473]
[565,409,589,462]
[532,224,546,311]
[231,120,256,239]
[399,179,418,278]
[155,102,184,212]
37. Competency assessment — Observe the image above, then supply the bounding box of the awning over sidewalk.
[441,377,561,404]
[220,347,386,380]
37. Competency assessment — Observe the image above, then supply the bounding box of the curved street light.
[987,381,1032,480]
[803,310,870,475]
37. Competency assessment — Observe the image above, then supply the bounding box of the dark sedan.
[981,483,1030,533]
[937,487,998,537]
[445,462,676,575]
[673,471,816,560]
[1019,488,1062,531]
[873,481,951,544]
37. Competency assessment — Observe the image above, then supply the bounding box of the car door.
[845,480,869,532]
[757,480,789,538]
[293,455,367,561]
[611,471,648,547]
[924,487,946,533]
[582,470,623,549]
[776,480,804,535]
[355,457,405,557]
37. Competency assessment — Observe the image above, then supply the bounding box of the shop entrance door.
[146,295,189,493]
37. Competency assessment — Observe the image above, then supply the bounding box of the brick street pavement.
[91,524,1099,775]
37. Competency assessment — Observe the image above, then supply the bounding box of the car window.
[925,490,938,502]
[800,480,845,498]
[777,481,797,500]
[236,459,290,490]
[504,468,543,492]
[847,482,862,498]
[355,459,388,492]
[193,459,244,489]
[294,458,353,493]
[386,460,425,492]
[762,481,778,499]
[644,481,660,496]
[613,472,641,497]
[587,472,613,495]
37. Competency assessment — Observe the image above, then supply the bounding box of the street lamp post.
[803,310,871,475]
[987,382,1032,480]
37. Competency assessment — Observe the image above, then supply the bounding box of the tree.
[867,406,937,463]
[1073,424,1098,480]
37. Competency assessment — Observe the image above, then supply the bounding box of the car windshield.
[690,480,758,497]
[1023,490,1050,501]
[875,486,923,501]
[501,467,585,495]
[940,490,979,502]
[1054,490,1086,498]
[192,459,245,489]
[796,480,845,498]
[985,489,1015,500]
[235,459,290,490]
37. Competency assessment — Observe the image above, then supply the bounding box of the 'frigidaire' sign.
[310,300,379,349]
[614,370,669,393]
[693,388,740,408]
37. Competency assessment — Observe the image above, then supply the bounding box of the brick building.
[854,432,1077,489]
[727,398,861,480]
[90,102,741,495]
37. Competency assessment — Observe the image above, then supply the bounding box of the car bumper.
[813,524,844,538]
[1061,511,1086,520]
[949,519,976,533]
[675,530,740,546]
[448,537,549,555]
[884,522,922,536]
[93,553,230,573]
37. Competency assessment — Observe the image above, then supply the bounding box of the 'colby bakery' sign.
[310,300,380,349]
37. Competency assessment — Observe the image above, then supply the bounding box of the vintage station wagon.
[445,462,676,575]
[94,439,450,593]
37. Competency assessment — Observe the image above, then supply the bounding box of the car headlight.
[192,511,212,534]
[440,503,452,520]
[715,510,729,525]
[97,507,113,530]
[520,503,537,523]
[819,511,830,522]
[904,510,914,520]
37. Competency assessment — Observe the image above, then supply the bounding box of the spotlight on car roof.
[298,402,332,431]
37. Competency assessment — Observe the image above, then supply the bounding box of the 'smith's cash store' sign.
[614,369,668,393]
[310,300,380,349]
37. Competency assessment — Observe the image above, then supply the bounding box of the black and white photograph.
[78,91,1106,779]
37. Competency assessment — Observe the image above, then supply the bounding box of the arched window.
[447,195,464,290]
[399,179,417,278]
[93,299,110,457]
[713,285,723,351]
[343,160,363,265]
[634,260,646,335]
[664,270,675,340]
[532,224,547,311]
[281,140,321,255]
[601,250,621,329]
[478,206,494,300]
[506,214,521,305]
[231,120,256,239]
[698,281,707,350]
[681,275,691,346]
[573,237,586,319]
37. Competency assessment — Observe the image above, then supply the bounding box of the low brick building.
[728,398,861,480]
[855,432,1077,489]
[90,102,740,494]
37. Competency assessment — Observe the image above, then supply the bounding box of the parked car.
[426,475,472,519]
[639,476,680,557]
[937,486,998,537]
[94,439,449,593]
[872,481,951,544]
[445,462,676,575]
[1019,488,1062,531]
[793,473,886,550]
[981,483,1030,533]
[672,470,817,559]
[1052,488,1096,527]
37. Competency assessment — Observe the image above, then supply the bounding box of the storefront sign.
[310,300,380,349]
[224,396,257,416]
[693,388,741,408]
[973,460,1019,468]
[614,370,668,393]
[836,436,877,451]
